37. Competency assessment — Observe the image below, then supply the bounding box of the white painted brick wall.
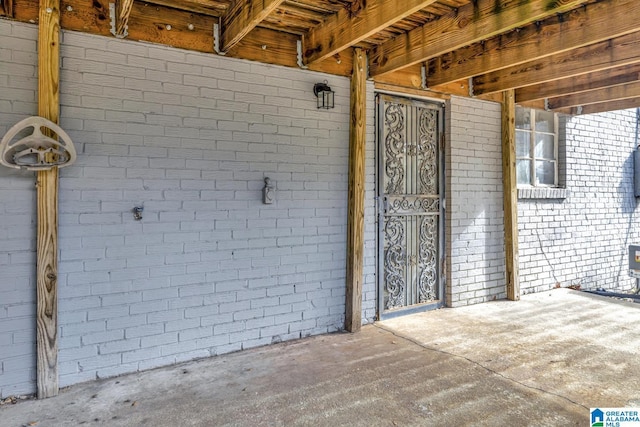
[0,20,376,397]
[518,109,640,294]
[0,21,39,399]
[446,96,506,307]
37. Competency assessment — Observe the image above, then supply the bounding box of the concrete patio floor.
[2,288,640,426]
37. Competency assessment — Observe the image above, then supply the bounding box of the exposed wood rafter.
[473,32,640,96]
[141,0,231,17]
[110,0,133,38]
[547,80,640,110]
[516,65,640,103]
[557,97,640,116]
[304,0,439,65]
[37,0,61,399]
[427,0,640,89]
[0,0,14,17]
[220,0,285,53]
[369,0,584,77]
[12,0,352,76]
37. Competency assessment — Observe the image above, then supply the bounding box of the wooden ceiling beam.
[427,0,640,89]
[110,0,133,38]
[12,0,351,76]
[369,0,585,77]
[547,80,640,110]
[303,0,439,65]
[140,0,230,17]
[0,0,14,17]
[516,65,640,103]
[220,0,285,53]
[372,64,423,89]
[555,97,640,116]
[472,32,640,96]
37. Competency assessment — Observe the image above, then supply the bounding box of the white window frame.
[515,107,559,188]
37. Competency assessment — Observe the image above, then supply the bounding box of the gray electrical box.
[634,150,640,197]
[629,245,640,278]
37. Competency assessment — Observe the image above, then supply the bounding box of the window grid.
[516,109,558,187]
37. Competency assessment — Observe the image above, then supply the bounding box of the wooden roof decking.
[2,0,640,114]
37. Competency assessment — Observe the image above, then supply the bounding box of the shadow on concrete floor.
[2,289,639,426]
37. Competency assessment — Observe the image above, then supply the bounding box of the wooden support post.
[37,0,60,399]
[345,48,366,332]
[502,90,520,301]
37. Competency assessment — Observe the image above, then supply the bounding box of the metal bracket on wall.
[213,23,226,55]
[263,177,275,204]
[296,40,308,69]
[109,3,128,39]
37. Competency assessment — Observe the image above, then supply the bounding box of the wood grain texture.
[555,97,640,115]
[372,64,424,89]
[141,0,232,16]
[0,0,14,16]
[304,0,438,65]
[547,80,640,110]
[113,0,134,37]
[37,0,60,399]
[221,0,285,52]
[373,83,451,101]
[501,90,519,302]
[427,0,640,88]
[516,64,640,103]
[13,0,352,76]
[345,48,366,333]
[369,0,585,77]
[473,32,640,95]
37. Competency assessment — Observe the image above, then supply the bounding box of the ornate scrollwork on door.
[379,95,442,314]
[418,109,438,195]
[384,103,405,195]
[418,215,438,302]
[385,196,439,215]
[384,217,406,309]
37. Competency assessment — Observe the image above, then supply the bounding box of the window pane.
[535,110,555,132]
[535,133,555,159]
[517,160,531,185]
[535,160,555,185]
[516,108,531,130]
[516,131,530,157]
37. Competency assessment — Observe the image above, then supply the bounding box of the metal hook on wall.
[132,206,144,221]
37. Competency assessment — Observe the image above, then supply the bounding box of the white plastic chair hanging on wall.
[0,116,76,171]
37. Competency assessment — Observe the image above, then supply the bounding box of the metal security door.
[377,94,444,318]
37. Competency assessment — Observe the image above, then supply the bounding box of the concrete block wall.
[446,96,506,307]
[0,20,377,397]
[518,109,640,293]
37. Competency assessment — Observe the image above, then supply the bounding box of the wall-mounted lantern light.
[313,81,334,109]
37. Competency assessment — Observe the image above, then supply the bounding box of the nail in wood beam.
[37,0,60,398]
[502,90,520,301]
[345,48,366,332]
